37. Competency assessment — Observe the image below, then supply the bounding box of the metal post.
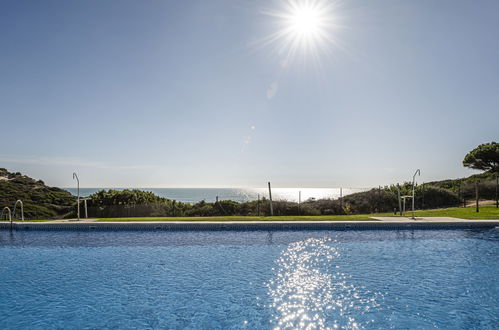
[73,172,80,220]
[397,184,402,216]
[475,180,479,213]
[268,182,274,216]
[412,169,420,219]
[298,191,301,204]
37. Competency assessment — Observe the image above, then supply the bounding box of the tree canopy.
[463,142,499,173]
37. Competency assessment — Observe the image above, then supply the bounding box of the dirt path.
[465,200,497,207]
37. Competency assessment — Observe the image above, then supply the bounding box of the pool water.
[0,229,498,329]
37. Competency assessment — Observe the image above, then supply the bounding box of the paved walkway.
[45,218,99,223]
[370,217,476,222]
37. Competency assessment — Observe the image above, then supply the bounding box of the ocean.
[63,187,369,204]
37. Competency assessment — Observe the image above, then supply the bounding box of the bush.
[416,186,459,209]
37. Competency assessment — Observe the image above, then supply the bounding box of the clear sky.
[1,0,498,188]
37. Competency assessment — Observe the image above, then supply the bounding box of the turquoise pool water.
[0,229,498,329]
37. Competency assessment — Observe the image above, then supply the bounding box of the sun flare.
[262,0,338,63]
[287,3,325,39]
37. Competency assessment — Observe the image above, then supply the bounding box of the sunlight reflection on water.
[64,187,370,203]
[267,238,382,329]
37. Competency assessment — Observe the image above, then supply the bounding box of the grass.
[4,205,497,222]
[390,204,499,219]
[95,214,375,222]
[95,205,499,221]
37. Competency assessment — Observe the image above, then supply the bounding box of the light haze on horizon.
[1,0,498,189]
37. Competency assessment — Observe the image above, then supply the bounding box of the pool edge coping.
[1,220,498,231]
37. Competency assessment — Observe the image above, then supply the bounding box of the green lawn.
[4,205,497,222]
[96,214,374,222]
[389,204,499,219]
[96,205,499,221]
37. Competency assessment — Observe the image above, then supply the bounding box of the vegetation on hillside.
[427,141,498,200]
[426,172,497,200]
[0,168,76,220]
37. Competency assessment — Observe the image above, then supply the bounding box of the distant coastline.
[62,187,367,203]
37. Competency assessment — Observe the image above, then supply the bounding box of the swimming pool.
[1,229,498,329]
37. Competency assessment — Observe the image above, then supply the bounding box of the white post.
[412,169,420,219]
[73,172,80,221]
[84,199,88,218]
[299,191,301,204]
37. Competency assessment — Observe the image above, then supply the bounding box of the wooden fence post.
[268,182,274,216]
[475,180,479,213]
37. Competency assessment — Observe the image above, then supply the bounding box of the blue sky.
[1,0,498,188]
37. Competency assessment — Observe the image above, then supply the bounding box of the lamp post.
[73,172,80,221]
[412,169,420,219]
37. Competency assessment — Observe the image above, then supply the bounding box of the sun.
[287,3,325,40]
[261,0,338,63]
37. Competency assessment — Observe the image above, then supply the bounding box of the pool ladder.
[13,200,24,221]
[1,206,13,230]
[1,200,24,230]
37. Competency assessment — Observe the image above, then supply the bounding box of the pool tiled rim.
[1,220,498,231]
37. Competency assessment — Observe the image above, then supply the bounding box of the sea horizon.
[63,187,371,203]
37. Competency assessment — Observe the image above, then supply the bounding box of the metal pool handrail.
[13,200,24,221]
[1,206,13,230]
